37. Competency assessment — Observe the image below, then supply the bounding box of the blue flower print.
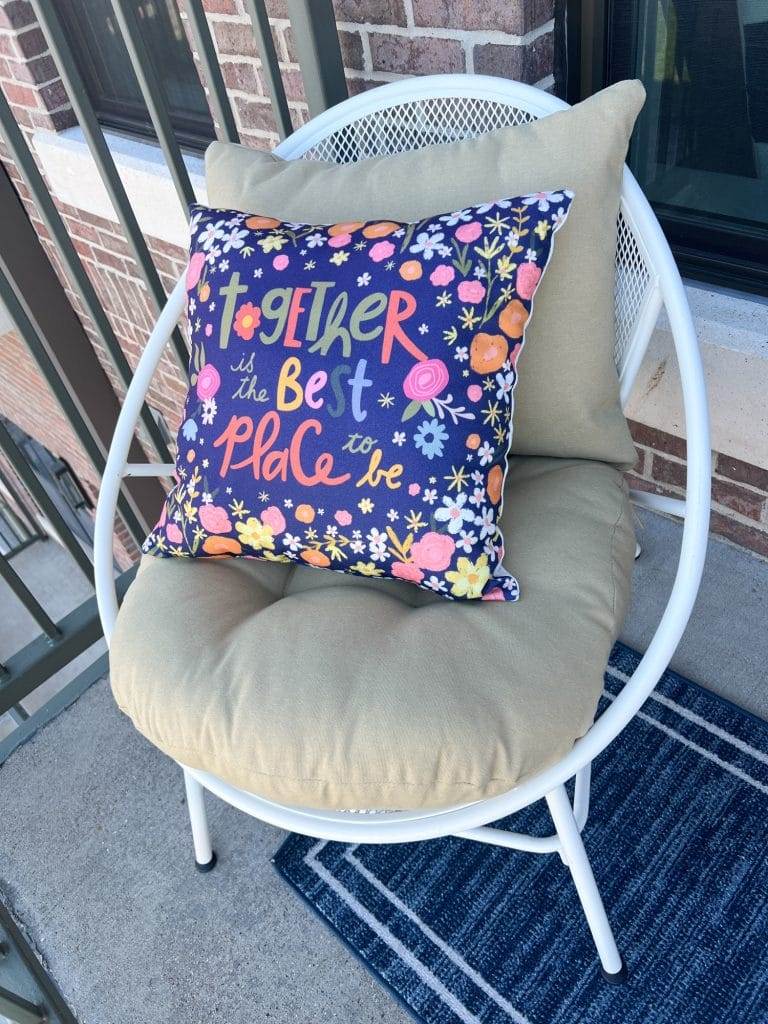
[414,418,448,460]
[182,417,198,441]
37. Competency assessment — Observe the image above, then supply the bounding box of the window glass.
[606,0,768,291]
[58,0,214,150]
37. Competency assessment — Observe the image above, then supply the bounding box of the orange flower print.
[487,464,503,505]
[301,548,331,567]
[498,299,529,340]
[399,260,423,281]
[245,215,280,230]
[362,221,399,239]
[233,302,261,341]
[469,333,509,375]
[203,535,242,556]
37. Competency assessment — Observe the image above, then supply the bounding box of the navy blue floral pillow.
[143,191,574,601]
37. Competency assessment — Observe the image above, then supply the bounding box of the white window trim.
[32,126,207,251]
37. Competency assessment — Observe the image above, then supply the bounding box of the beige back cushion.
[206,81,645,466]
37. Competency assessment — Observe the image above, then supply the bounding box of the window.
[58,0,215,151]
[568,1,768,294]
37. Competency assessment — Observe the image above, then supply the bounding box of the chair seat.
[110,457,635,810]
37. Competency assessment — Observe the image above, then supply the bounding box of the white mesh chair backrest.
[285,88,662,400]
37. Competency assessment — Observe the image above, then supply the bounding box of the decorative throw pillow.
[143,192,573,600]
[205,80,645,467]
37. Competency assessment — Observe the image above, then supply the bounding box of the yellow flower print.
[183,500,198,522]
[235,516,275,551]
[350,560,384,577]
[496,255,516,280]
[458,307,481,331]
[262,550,293,563]
[330,250,350,266]
[258,233,288,253]
[445,555,491,599]
[474,236,504,261]
[534,219,551,241]
[358,497,374,514]
[229,498,250,520]
[404,509,426,532]
[484,213,509,234]
[444,464,469,492]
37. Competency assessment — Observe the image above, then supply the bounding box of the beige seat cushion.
[205,81,644,467]
[110,457,635,810]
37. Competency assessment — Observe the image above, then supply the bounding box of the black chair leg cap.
[195,851,217,873]
[601,960,628,985]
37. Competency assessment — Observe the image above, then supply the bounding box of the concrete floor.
[0,511,767,1024]
[0,538,100,743]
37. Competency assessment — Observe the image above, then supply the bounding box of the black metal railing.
[0,2,347,1018]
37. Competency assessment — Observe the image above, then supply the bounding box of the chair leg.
[183,768,217,873]
[545,784,626,983]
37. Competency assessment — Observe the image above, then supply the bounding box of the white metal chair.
[94,75,710,982]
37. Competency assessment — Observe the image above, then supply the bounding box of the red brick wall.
[199,0,555,145]
[629,420,768,559]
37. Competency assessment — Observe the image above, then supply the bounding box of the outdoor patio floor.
[1,509,767,1024]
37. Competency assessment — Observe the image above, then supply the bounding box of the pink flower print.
[410,531,455,571]
[467,384,483,402]
[334,509,353,527]
[166,523,183,544]
[429,264,455,287]
[391,561,425,584]
[516,261,542,300]
[482,587,505,601]
[273,254,289,271]
[199,504,231,534]
[403,358,449,401]
[457,280,486,304]
[369,240,395,262]
[196,363,221,400]
[328,233,352,248]
[260,505,286,535]
[455,221,482,243]
[408,483,420,496]
[205,323,213,337]
[186,251,205,291]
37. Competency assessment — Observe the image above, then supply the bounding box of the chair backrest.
[274,75,664,406]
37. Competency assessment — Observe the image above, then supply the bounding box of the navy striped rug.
[274,643,768,1024]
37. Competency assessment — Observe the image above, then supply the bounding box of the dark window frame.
[561,0,768,297]
[57,0,215,153]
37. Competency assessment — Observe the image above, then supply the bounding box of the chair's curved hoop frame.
[95,75,710,851]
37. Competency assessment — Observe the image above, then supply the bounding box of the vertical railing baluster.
[0,421,94,582]
[111,0,197,210]
[0,552,60,640]
[0,88,174,464]
[29,0,189,370]
[181,0,240,143]
[0,264,147,548]
[286,0,348,117]
[243,0,293,138]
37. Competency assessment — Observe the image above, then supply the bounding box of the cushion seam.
[609,481,629,619]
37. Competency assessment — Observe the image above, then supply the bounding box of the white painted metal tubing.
[630,489,687,518]
[94,75,709,860]
[455,827,562,854]
[124,463,176,478]
[94,273,187,645]
[546,785,623,975]
[183,767,214,866]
